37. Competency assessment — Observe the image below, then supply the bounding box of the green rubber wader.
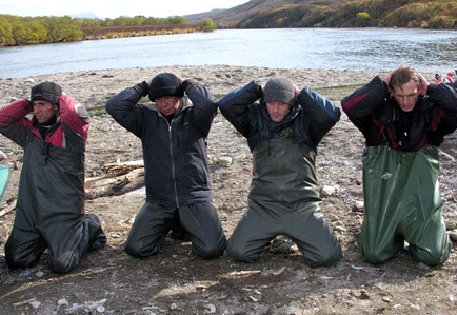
[358,145,451,265]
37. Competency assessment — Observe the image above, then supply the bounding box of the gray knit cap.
[263,77,296,106]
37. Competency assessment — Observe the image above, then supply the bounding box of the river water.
[1,28,457,79]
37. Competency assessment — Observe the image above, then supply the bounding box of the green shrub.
[0,16,15,45]
[429,15,456,28]
[196,18,217,33]
[356,12,372,26]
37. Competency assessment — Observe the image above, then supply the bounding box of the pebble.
[219,156,233,166]
[321,185,338,197]
[445,221,457,231]
[351,200,364,212]
[450,232,457,242]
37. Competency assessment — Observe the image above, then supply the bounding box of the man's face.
[266,101,290,122]
[156,96,181,116]
[33,100,58,124]
[391,80,420,112]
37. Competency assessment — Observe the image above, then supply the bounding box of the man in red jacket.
[0,82,105,274]
[341,66,457,265]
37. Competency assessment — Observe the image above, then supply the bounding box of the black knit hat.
[31,82,62,104]
[148,73,184,102]
[263,77,296,106]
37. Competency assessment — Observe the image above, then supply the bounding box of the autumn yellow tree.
[196,18,217,33]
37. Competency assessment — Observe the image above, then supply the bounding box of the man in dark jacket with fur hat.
[218,77,342,266]
[0,82,106,274]
[105,73,226,259]
[341,66,457,265]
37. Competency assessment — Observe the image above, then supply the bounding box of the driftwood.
[0,160,147,204]
[101,160,144,177]
[0,200,16,218]
[85,161,145,199]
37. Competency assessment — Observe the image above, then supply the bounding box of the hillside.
[184,0,457,29]
[184,0,316,26]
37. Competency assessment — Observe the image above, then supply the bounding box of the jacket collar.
[32,113,61,129]
[378,95,428,125]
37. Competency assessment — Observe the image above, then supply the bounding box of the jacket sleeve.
[184,80,218,137]
[297,86,341,144]
[105,82,148,138]
[218,81,262,138]
[58,95,90,140]
[428,82,457,136]
[340,76,389,136]
[0,99,33,146]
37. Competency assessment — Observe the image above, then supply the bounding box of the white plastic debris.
[30,300,41,309]
[57,298,69,306]
[89,299,107,313]
[204,303,216,314]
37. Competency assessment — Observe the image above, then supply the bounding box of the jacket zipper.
[168,121,180,208]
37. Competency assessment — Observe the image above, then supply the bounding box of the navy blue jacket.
[105,80,217,207]
[218,81,341,152]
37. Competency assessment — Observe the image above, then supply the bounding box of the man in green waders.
[341,66,457,265]
[218,77,342,267]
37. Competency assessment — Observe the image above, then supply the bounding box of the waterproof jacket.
[0,96,89,223]
[105,80,217,208]
[341,76,457,152]
[219,81,341,210]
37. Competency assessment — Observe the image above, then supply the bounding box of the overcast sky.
[0,0,248,19]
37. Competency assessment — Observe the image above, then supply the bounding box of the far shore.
[0,65,387,106]
[4,26,457,49]
[0,65,443,112]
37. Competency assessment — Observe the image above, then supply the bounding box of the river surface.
[1,28,457,79]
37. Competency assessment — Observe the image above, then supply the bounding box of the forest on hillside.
[237,0,457,28]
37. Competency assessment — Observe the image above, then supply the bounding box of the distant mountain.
[70,12,101,20]
[184,8,226,22]
[194,0,455,29]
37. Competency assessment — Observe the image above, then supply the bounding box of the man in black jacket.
[341,66,457,265]
[218,77,342,266]
[105,73,226,259]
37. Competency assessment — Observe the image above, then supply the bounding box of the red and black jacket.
[0,96,89,155]
[341,76,457,152]
[0,95,90,225]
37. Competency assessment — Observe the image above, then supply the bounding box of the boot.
[84,213,106,252]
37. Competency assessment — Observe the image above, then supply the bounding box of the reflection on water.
[1,28,456,78]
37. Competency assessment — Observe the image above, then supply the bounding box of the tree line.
[0,15,217,46]
[0,15,83,46]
